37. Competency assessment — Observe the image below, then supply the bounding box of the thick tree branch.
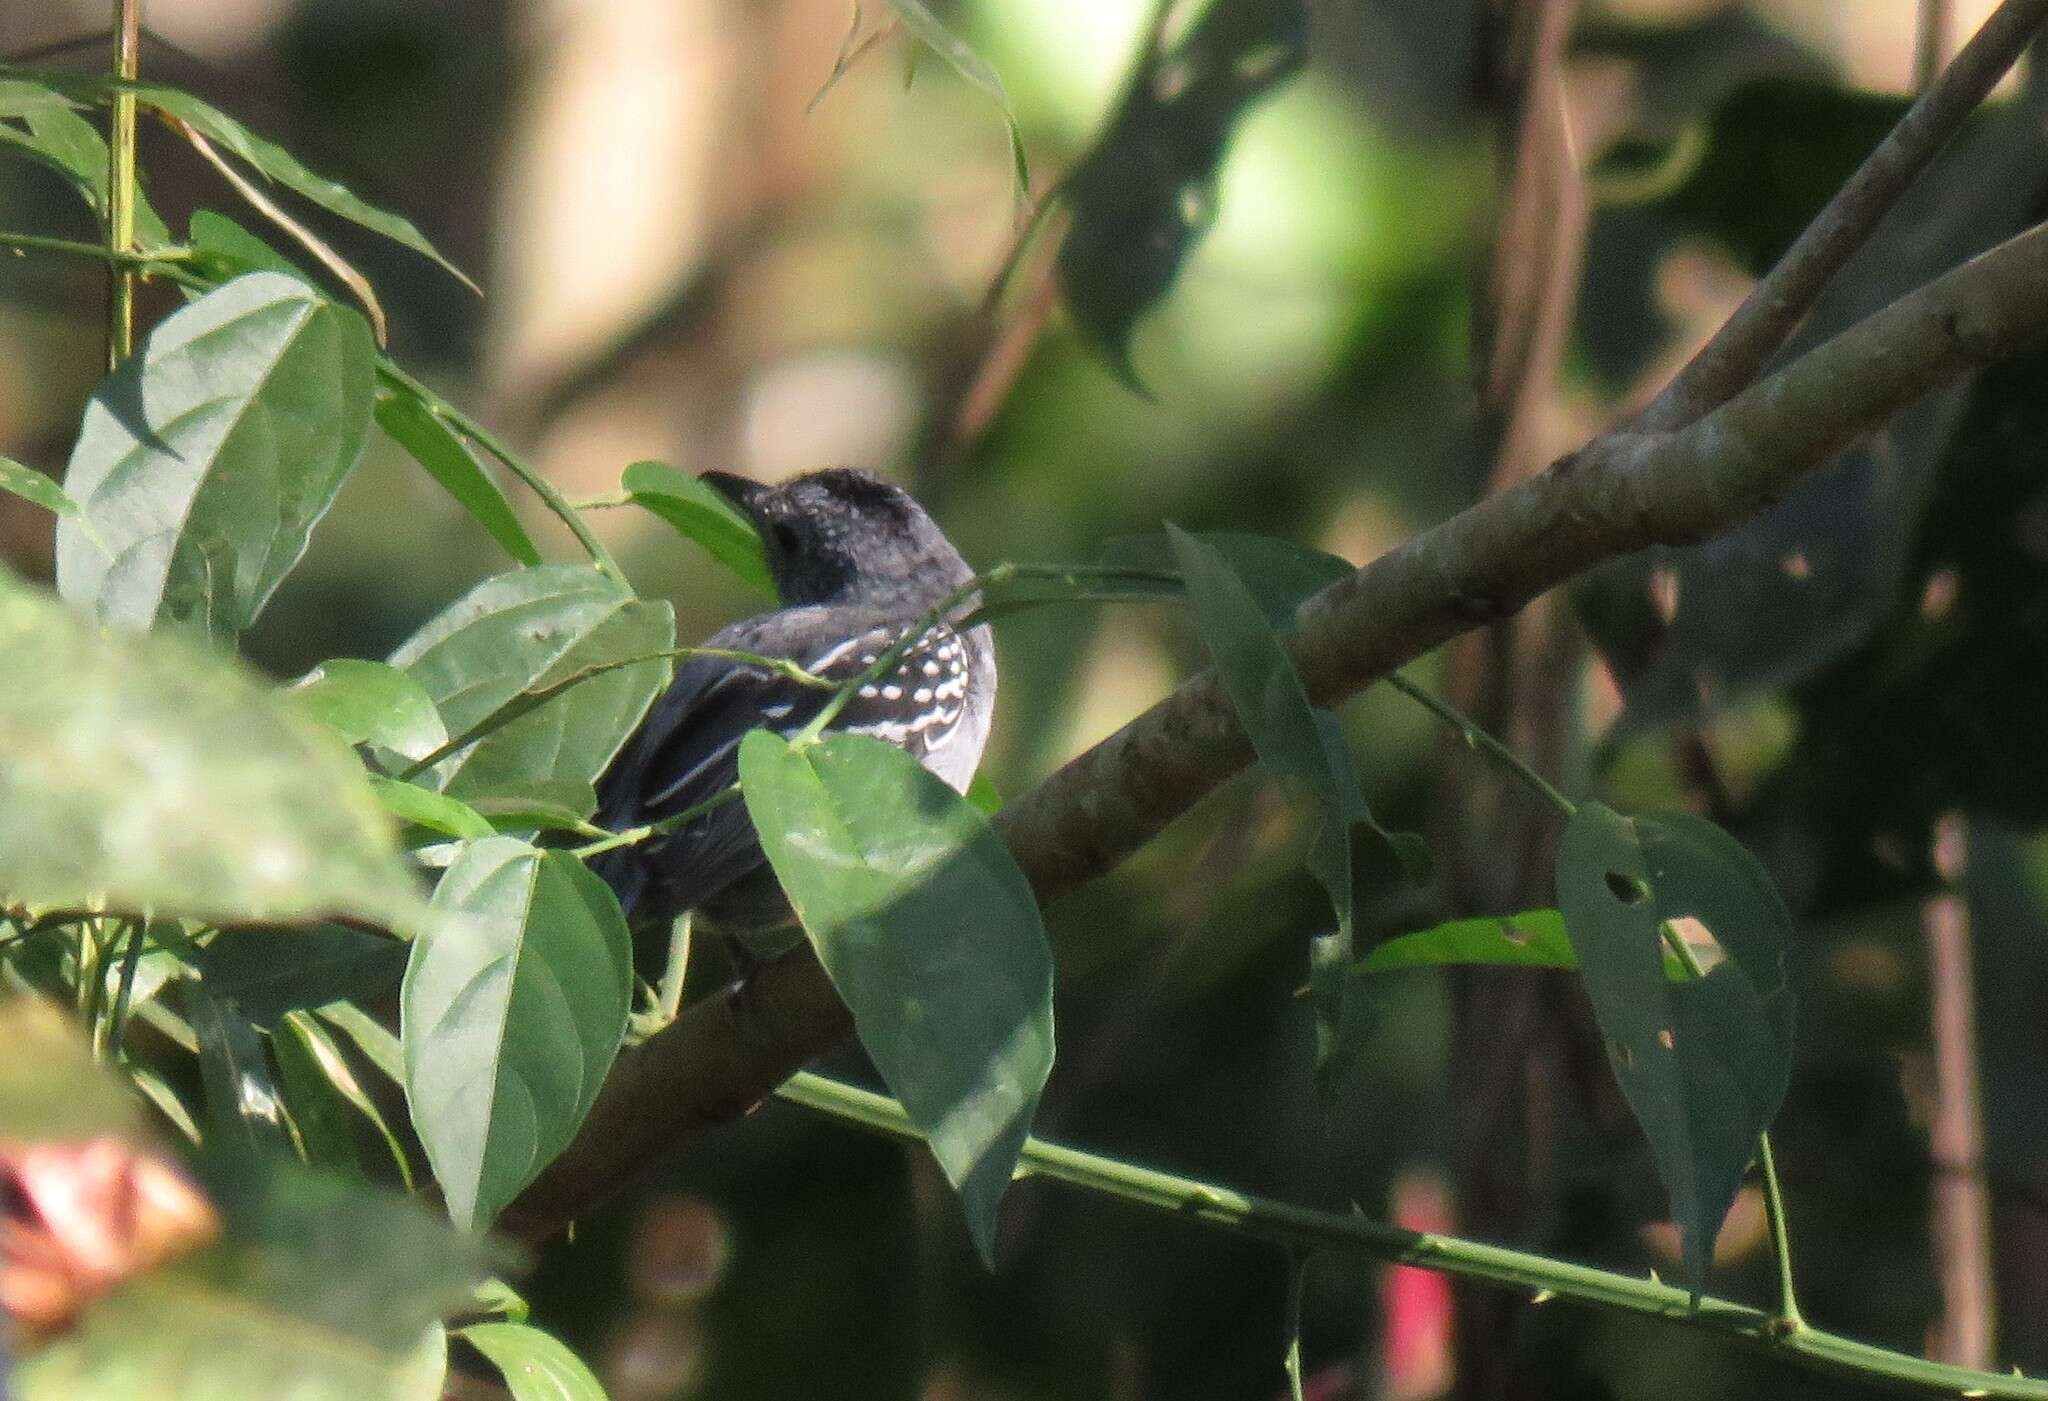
[506,216,2048,1243]
[1635,0,2048,431]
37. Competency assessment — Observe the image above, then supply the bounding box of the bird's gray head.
[701,467,976,613]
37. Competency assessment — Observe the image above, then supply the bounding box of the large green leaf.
[620,460,772,595]
[402,837,632,1231]
[16,1162,488,1401]
[460,1321,609,1401]
[54,272,377,639]
[1165,526,1408,1092]
[1554,803,1797,1298]
[196,924,409,1028]
[376,391,542,567]
[738,729,1053,1266]
[0,570,423,930]
[389,565,673,807]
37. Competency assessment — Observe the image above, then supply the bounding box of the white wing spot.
[922,659,941,677]
[913,687,933,704]
[859,685,879,699]
[881,684,903,701]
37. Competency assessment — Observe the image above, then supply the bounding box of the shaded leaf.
[1554,803,1796,1297]
[0,452,84,522]
[55,272,377,639]
[0,995,152,1142]
[0,100,169,244]
[280,1010,415,1189]
[269,1013,366,1172]
[402,838,632,1231]
[316,1002,406,1085]
[16,1160,490,1401]
[460,1321,609,1401]
[196,925,409,1028]
[376,391,542,567]
[0,569,423,931]
[287,658,448,762]
[187,982,292,1156]
[390,566,673,807]
[883,0,1029,199]
[739,729,1052,1266]
[1359,910,1693,978]
[620,461,772,595]
[1056,0,1307,380]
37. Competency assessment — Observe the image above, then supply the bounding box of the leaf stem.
[1384,673,1577,818]
[778,1071,2040,1399]
[105,0,141,368]
[0,228,190,267]
[375,361,622,580]
[105,920,148,1058]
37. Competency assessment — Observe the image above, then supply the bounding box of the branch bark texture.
[507,217,2048,1243]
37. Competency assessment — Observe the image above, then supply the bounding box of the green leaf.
[16,1160,491,1401]
[0,77,77,120]
[460,1321,609,1401]
[135,83,477,292]
[0,994,153,1142]
[1056,0,1307,380]
[0,569,424,931]
[370,776,497,841]
[882,0,1030,200]
[1165,525,1403,1092]
[390,565,673,807]
[287,658,449,762]
[55,272,377,639]
[196,925,409,1028]
[188,980,293,1156]
[620,460,772,595]
[376,391,542,567]
[1359,909,1692,978]
[738,729,1053,1266]
[1554,803,1797,1298]
[402,837,632,1231]
[270,1012,367,1172]
[279,1010,415,1190]
[0,451,83,521]
[316,1001,406,1084]
[188,209,306,280]
[0,101,170,244]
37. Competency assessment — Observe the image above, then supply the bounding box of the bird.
[590,467,996,957]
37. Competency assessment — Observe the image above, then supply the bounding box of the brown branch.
[1635,0,2048,431]
[500,215,2048,1243]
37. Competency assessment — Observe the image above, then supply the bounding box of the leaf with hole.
[459,1322,609,1401]
[376,391,542,567]
[0,569,424,931]
[402,837,632,1231]
[55,272,377,639]
[620,460,772,595]
[739,729,1053,1266]
[390,565,673,807]
[1554,802,1796,1297]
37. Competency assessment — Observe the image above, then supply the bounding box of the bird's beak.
[699,469,771,516]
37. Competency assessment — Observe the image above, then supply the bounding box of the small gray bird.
[591,467,996,952]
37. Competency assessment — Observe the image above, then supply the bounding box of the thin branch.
[0,229,189,267]
[1635,0,2048,431]
[103,0,141,368]
[777,1072,2044,1399]
[1918,0,1957,93]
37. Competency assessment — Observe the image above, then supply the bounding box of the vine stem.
[777,1072,2037,1398]
[104,0,142,367]
[1384,672,1576,817]
[0,230,188,266]
[374,361,622,580]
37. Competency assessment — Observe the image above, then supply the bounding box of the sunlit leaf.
[620,461,772,595]
[280,1010,415,1190]
[287,658,448,763]
[0,569,424,931]
[390,566,673,808]
[270,1012,366,1173]
[1360,910,1694,978]
[738,729,1053,1266]
[55,272,377,639]
[402,838,632,1231]
[459,1321,609,1401]
[1555,803,1796,1297]
[0,452,84,522]
[187,209,305,280]
[370,777,496,841]
[375,391,542,568]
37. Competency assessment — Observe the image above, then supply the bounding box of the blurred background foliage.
[6,1,2048,1398]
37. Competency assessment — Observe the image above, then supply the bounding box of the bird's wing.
[590,607,898,925]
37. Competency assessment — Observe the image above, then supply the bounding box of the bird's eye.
[768,521,800,555]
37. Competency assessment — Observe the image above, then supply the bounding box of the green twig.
[656,912,693,1024]
[105,921,148,1058]
[777,1071,2041,1398]
[1384,672,1578,818]
[105,0,141,368]
[570,785,743,859]
[0,229,191,267]
[375,361,622,580]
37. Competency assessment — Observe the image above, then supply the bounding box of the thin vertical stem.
[1917,0,1957,92]
[105,0,143,368]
